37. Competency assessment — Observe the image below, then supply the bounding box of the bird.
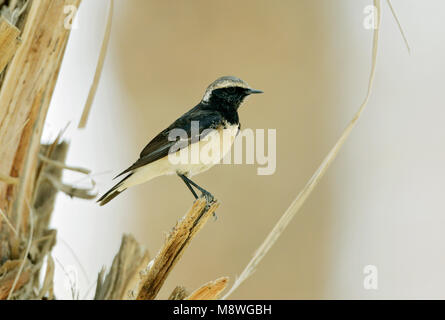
[97,76,263,206]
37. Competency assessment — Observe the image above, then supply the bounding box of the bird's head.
[202,76,263,109]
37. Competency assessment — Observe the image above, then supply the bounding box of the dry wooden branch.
[95,234,149,300]
[96,198,220,301]
[6,200,33,299]
[33,142,69,231]
[0,0,81,224]
[187,277,229,300]
[0,142,65,299]
[168,286,189,300]
[0,0,81,298]
[0,267,30,299]
[125,199,219,300]
[0,17,20,74]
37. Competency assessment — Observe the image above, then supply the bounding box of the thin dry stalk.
[0,208,17,237]
[38,154,91,175]
[0,173,18,185]
[38,255,55,300]
[134,199,219,300]
[386,0,410,54]
[44,172,97,200]
[78,0,114,129]
[222,0,382,299]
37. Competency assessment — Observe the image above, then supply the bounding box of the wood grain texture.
[0,17,21,74]
[0,0,81,219]
[95,234,149,300]
[0,0,81,299]
[136,199,219,300]
[186,277,229,300]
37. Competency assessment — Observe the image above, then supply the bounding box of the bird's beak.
[247,88,264,95]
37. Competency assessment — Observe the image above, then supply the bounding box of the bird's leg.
[178,174,198,199]
[177,174,217,220]
[177,174,215,204]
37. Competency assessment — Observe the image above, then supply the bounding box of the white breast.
[120,124,239,191]
[174,123,239,177]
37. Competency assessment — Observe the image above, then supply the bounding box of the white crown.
[202,76,250,102]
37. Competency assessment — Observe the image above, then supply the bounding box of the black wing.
[114,107,225,178]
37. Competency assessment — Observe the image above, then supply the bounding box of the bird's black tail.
[97,173,133,206]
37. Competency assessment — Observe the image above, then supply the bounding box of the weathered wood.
[0,142,66,299]
[0,0,81,224]
[94,234,149,300]
[0,17,21,74]
[168,286,189,300]
[0,0,82,299]
[135,199,219,300]
[186,277,229,300]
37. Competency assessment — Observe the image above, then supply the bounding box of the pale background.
[43,0,445,299]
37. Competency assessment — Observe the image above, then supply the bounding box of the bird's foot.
[201,190,215,205]
[212,211,218,221]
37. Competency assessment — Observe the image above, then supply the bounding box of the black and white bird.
[97,76,263,206]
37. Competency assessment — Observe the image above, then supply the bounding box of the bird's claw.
[201,191,215,205]
[201,192,217,221]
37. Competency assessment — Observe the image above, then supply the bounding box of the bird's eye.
[227,87,236,94]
